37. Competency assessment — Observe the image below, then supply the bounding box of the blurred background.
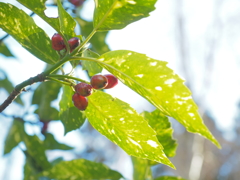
[0,0,240,179]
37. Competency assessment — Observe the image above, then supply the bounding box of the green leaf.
[32,81,61,120]
[59,86,86,134]
[97,50,220,148]
[93,0,157,31]
[0,3,59,64]
[0,75,23,105]
[17,0,79,39]
[142,109,177,158]
[41,159,123,180]
[131,156,152,180]
[23,134,51,170]
[0,42,15,57]
[82,49,103,76]
[4,119,24,154]
[75,17,110,54]
[85,91,175,169]
[154,176,186,180]
[24,157,40,180]
[43,133,73,150]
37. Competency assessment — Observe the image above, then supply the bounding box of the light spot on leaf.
[150,62,157,66]
[120,118,124,121]
[127,0,136,5]
[165,78,176,85]
[128,52,132,56]
[136,74,144,78]
[155,86,162,91]
[147,140,159,148]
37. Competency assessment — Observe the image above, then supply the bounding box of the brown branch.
[0,74,45,113]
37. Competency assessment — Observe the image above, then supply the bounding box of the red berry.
[104,74,118,89]
[69,0,84,6]
[41,121,49,134]
[75,83,93,97]
[72,93,88,110]
[68,37,80,52]
[91,75,108,89]
[51,33,65,51]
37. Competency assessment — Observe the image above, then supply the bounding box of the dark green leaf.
[131,156,152,180]
[0,75,23,105]
[24,157,40,180]
[93,0,157,31]
[59,86,86,134]
[32,81,61,121]
[76,17,110,54]
[43,133,73,150]
[82,49,103,76]
[154,176,186,180]
[86,91,174,169]
[0,42,15,57]
[41,159,123,180]
[142,109,177,158]
[0,3,59,64]
[23,134,51,170]
[97,50,220,148]
[4,119,24,154]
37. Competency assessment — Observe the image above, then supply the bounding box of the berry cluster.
[51,33,80,52]
[72,74,118,110]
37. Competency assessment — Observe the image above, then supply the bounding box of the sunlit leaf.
[23,134,51,170]
[4,119,24,154]
[41,159,123,180]
[131,156,152,180]
[0,3,59,64]
[154,176,186,180]
[93,0,157,31]
[43,133,73,150]
[32,81,61,121]
[82,49,103,76]
[142,109,177,157]
[76,17,110,54]
[59,86,86,134]
[97,50,220,148]
[0,42,15,57]
[86,91,175,168]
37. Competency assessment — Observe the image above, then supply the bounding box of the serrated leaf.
[43,133,73,150]
[82,49,103,76]
[131,156,152,180]
[59,86,86,134]
[93,0,157,31]
[23,134,51,170]
[154,176,186,180]
[32,81,61,120]
[0,3,59,64]
[142,109,177,158]
[4,119,24,154]
[76,17,110,54]
[41,159,123,180]
[0,42,15,57]
[85,91,175,169]
[97,50,220,148]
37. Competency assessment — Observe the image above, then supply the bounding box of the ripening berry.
[104,74,118,89]
[75,83,93,97]
[68,37,80,52]
[90,75,108,89]
[69,0,85,7]
[51,33,65,51]
[72,93,88,110]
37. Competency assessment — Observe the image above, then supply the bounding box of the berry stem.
[47,74,89,84]
[46,77,73,86]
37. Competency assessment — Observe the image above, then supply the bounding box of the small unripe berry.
[69,0,85,7]
[51,33,65,51]
[68,37,80,52]
[72,93,88,110]
[75,83,93,97]
[91,75,108,89]
[104,74,118,89]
